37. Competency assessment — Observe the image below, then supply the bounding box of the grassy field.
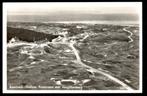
[7,23,139,90]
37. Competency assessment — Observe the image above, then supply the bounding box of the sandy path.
[123,27,133,43]
[68,40,134,90]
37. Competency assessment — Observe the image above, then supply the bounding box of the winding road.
[68,41,134,90]
[123,27,133,43]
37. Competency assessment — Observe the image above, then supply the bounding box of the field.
[7,22,139,90]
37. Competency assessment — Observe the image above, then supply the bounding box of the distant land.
[7,14,139,24]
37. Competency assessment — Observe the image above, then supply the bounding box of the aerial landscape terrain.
[5,2,141,91]
[7,22,139,90]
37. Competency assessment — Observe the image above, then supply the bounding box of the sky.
[5,2,141,15]
[4,2,142,22]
